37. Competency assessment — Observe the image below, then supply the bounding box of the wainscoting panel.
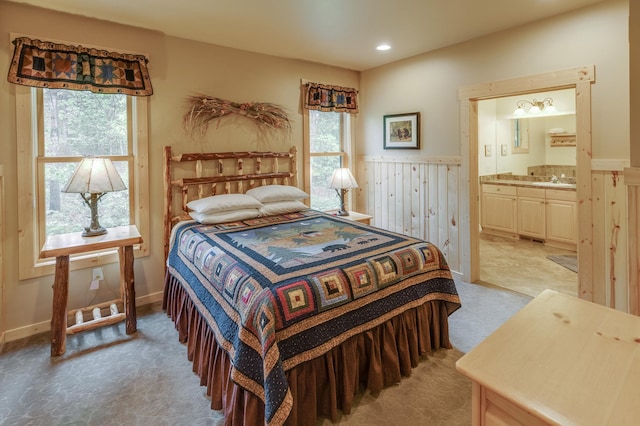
[592,170,629,311]
[359,157,462,274]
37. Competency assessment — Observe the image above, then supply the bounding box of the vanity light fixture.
[513,97,557,116]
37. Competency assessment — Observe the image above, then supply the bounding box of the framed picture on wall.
[383,112,420,149]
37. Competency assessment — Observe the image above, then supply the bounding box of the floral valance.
[304,82,358,114]
[7,37,153,96]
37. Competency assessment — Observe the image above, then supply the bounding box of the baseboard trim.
[3,291,164,343]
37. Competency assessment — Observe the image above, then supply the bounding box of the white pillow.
[186,193,263,214]
[246,185,308,203]
[189,209,260,224]
[259,200,309,216]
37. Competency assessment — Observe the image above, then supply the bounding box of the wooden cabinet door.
[518,197,545,239]
[546,199,577,244]
[482,193,517,234]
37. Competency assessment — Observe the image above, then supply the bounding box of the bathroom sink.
[530,182,576,189]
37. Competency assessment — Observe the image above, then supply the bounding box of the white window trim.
[16,85,150,280]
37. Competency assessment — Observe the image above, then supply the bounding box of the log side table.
[40,225,143,357]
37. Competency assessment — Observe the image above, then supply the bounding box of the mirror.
[477,89,577,178]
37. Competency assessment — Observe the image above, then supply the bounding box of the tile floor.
[479,233,578,298]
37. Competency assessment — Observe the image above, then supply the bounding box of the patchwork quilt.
[166,210,460,425]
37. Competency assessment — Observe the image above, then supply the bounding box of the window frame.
[16,84,149,280]
[303,110,355,211]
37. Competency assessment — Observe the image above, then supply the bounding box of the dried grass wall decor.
[184,94,291,136]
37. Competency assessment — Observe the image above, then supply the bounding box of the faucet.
[551,175,558,183]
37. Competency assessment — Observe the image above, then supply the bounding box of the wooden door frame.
[459,66,596,302]
[0,167,5,348]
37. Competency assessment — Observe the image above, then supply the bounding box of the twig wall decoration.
[184,94,291,136]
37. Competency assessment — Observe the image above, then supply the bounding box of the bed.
[162,145,461,425]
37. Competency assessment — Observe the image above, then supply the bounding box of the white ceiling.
[10,0,607,71]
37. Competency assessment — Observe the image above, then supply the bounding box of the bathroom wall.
[480,89,577,177]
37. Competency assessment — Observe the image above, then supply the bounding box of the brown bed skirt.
[163,273,453,426]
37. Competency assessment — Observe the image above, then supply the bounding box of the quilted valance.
[304,82,358,114]
[7,37,153,96]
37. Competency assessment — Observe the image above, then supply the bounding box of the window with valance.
[302,81,357,211]
[10,36,151,279]
[7,36,153,96]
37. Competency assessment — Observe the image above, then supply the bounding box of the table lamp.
[62,157,127,237]
[329,167,359,216]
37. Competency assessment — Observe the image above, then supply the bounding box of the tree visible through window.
[40,88,132,238]
[308,110,348,211]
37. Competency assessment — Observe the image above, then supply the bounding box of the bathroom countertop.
[483,179,576,190]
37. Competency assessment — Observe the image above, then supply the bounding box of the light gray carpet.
[0,280,532,425]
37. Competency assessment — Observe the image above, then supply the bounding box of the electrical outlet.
[90,267,104,291]
[92,267,104,281]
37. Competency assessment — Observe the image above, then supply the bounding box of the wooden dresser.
[456,289,640,425]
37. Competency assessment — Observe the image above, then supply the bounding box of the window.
[17,85,149,279]
[40,89,132,239]
[306,110,352,211]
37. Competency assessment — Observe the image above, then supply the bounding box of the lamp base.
[82,226,107,237]
[336,209,349,216]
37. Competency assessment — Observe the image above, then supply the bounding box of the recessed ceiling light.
[376,44,391,51]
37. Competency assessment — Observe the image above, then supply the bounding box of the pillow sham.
[259,200,308,216]
[186,193,263,214]
[189,208,260,224]
[246,185,308,203]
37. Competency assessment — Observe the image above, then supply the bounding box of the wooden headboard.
[163,145,298,260]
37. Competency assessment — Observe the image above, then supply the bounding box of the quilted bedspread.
[166,209,460,425]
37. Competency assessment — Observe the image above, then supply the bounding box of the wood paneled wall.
[357,159,633,312]
[592,169,629,310]
[358,156,462,274]
[624,167,640,315]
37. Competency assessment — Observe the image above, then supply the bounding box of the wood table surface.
[456,289,640,425]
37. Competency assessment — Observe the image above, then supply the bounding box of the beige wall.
[359,0,629,161]
[0,2,359,336]
[358,0,630,304]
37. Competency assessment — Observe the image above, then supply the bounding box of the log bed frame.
[163,145,298,261]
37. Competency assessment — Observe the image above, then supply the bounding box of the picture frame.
[383,112,420,149]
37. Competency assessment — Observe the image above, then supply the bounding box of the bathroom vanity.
[481,179,577,251]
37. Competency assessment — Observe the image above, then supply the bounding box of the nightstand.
[326,210,373,225]
[40,225,143,356]
[456,290,640,425]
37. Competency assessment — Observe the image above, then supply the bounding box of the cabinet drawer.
[483,184,517,196]
[517,187,545,199]
[546,189,576,201]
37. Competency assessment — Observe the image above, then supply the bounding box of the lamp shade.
[329,168,359,190]
[62,157,126,194]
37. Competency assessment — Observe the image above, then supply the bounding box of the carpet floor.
[547,254,578,273]
[0,280,531,425]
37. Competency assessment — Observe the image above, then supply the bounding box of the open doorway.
[460,66,595,302]
[477,89,578,298]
